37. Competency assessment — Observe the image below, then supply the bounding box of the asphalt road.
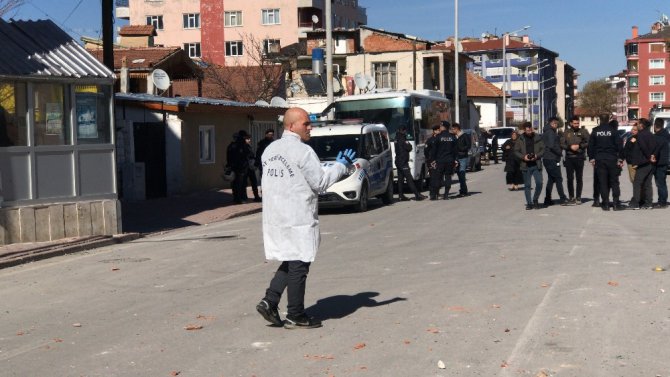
[1,163,669,377]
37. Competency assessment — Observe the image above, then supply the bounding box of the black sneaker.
[398,196,411,201]
[654,202,669,209]
[591,201,600,208]
[559,198,569,206]
[414,194,427,201]
[442,195,450,200]
[256,299,282,326]
[525,204,533,210]
[284,313,322,329]
[575,197,582,204]
[601,204,610,211]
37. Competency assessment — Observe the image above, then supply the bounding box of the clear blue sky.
[6,0,669,86]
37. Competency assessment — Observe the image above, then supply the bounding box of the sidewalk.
[0,188,262,269]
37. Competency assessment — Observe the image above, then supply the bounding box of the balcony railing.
[115,0,128,6]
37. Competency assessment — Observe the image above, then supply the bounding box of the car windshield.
[308,135,361,161]
[489,128,514,138]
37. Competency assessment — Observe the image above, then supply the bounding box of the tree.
[579,79,617,117]
[0,0,24,17]
[202,33,286,103]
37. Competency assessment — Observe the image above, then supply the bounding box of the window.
[225,41,243,56]
[146,15,163,30]
[628,76,638,87]
[372,62,397,89]
[650,92,665,102]
[263,39,280,55]
[182,13,200,29]
[184,42,201,58]
[199,126,215,163]
[33,83,70,146]
[650,43,665,53]
[0,81,28,147]
[262,9,280,25]
[224,11,242,26]
[626,43,638,56]
[650,59,665,69]
[75,85,112,144]
[650,75,665,86]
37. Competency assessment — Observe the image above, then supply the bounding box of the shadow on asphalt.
[307,292,407,321]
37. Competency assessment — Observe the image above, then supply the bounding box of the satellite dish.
[270,96,288,107]
[311,15,319,24]
[353,73,367,91]
[151,69,171,91]
[255,100,270,106]
[364,74,376,91]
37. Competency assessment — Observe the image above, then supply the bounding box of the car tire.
[355,184,369,212]
[380,174,394,205]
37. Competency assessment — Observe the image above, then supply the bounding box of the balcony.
[298,0,325,8]
[115,0,129,19]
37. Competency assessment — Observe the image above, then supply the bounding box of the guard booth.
[0,19,120,245]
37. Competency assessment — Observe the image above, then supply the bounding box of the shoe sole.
[256,305,282,326]
[283,322,322,329]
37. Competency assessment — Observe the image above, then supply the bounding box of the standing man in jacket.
[256,107,355,329]
[255,129,275,180]
[226,130,252,204]
[514,122,545,210]
[429,122,458,200]
[628,118,657,209]
[587,118,624,211]
[542,117,568,206]
[560,116,590,204]
[395,127,426,201]
[452,123,470,197]
[652,118,669,208]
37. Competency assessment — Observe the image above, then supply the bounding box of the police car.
[308,122,394,212]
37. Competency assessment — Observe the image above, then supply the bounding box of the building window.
[184,42,201,58]
[33,83,70,146]
[628,77,638,88]
[0,81,28,147]
[263,39,281,55]
[649,59,665,69]
[224,11,242,27]
[75,85,112,144]
[626,43,638,56]
[262,9,281,25]
[650,75,665,86]
[199,126,215,163]
[225,41,243,56]
[650,92,665,102]
[146,15,164,30]
[650,43,665,53]
[372,62,397,90]
[183,13,200,29]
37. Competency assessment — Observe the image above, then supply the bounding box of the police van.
[308,122,393,212]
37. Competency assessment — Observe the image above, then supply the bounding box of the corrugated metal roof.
[116,93,288,111]
[0,18,114,79]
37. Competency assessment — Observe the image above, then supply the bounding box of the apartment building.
[624,18,670,122]
[606,71,628,125]
[116,0,367,65]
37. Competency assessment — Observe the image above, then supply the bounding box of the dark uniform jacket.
[394,132,412,168]
[227,138,252,172]
[653,128,670,166]
[541,125,562,161]
[513,133,545,171]
[587,124,622,162]
[430,130,457,163]
[560,126,590,159]
[424,135,437,164]
[255,137,274,167]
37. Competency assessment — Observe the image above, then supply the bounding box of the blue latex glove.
[335,149,356,166]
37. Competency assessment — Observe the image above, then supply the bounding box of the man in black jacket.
[629,118,657,209]
[652,118,669,208]
[542,117,568,206]
[588,120,624,211]
[560,116,590,203]
[255,129,275,179]
[227,130,252,204]
[429,122,458,200]
[395,128,426,201]
[452,123,470,197]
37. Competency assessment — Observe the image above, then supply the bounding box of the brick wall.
[363,33,428,53]
[171,79,200,97]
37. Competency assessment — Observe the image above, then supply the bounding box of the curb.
[0,233,141,270]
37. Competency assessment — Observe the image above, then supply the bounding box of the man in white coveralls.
[256,107,356,329]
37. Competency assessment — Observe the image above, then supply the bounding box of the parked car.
[487,127,517,158]
[308,122,394,212]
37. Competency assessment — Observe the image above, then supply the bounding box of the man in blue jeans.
[542,117,568,206]
[452,123,470,197]
[652,118,669,208]
[514,122,545,210]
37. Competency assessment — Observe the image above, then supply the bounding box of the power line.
[63,0,84,24]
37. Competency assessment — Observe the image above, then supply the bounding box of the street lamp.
[525,58,547,124]
[502,25,530,128]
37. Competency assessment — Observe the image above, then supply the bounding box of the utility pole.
[454,0,459,123]
[326,0,334,105]
[102,0,114,71]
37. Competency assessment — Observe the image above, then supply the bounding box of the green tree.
[579,79,616,117]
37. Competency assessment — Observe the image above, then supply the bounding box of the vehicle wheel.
[356,184,369,212]
[380,174,394,205]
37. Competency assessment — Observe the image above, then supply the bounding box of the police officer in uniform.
[587,119,624,211]
[395,127,426,201]
[429,122,458,200]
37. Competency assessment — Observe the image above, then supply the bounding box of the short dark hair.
[548,116,559,123]
[451,123,461,130]
[432,124,441,131]
[639,118,651,128]
[441,120,451,128]
[522,121,533,129]
[608,119,619,129]
[265,129,275,135]
[654,117,665,129]
[570,115,580,122]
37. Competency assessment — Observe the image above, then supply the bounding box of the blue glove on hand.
[335,149,356,166]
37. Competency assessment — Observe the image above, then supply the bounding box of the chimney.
[503,33,510,46]
[632,25,638,38]
[522,35,530,44]
[120,56,129,94]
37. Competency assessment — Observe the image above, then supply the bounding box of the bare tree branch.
[579,79,617,116]
[0,0,24,17]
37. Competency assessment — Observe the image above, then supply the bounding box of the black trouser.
[596,159,621,206]
[264,261,311,316]
[430,161,454,198]
[232,169,249,203]
[492,148,499,163]
[543,159,567,201]
[593,166,600,203]
[246,168,260,199]
[397,166,420,197]
[631,163,654,207]
[564,158,584,199]
[654,165,668,204]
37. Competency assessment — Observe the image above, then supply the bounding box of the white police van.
[308,122,394,212]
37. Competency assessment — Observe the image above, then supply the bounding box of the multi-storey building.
[624,18,670,122]
[116,0,367,65]
[606,71,628,125]
[457,34,574,128]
